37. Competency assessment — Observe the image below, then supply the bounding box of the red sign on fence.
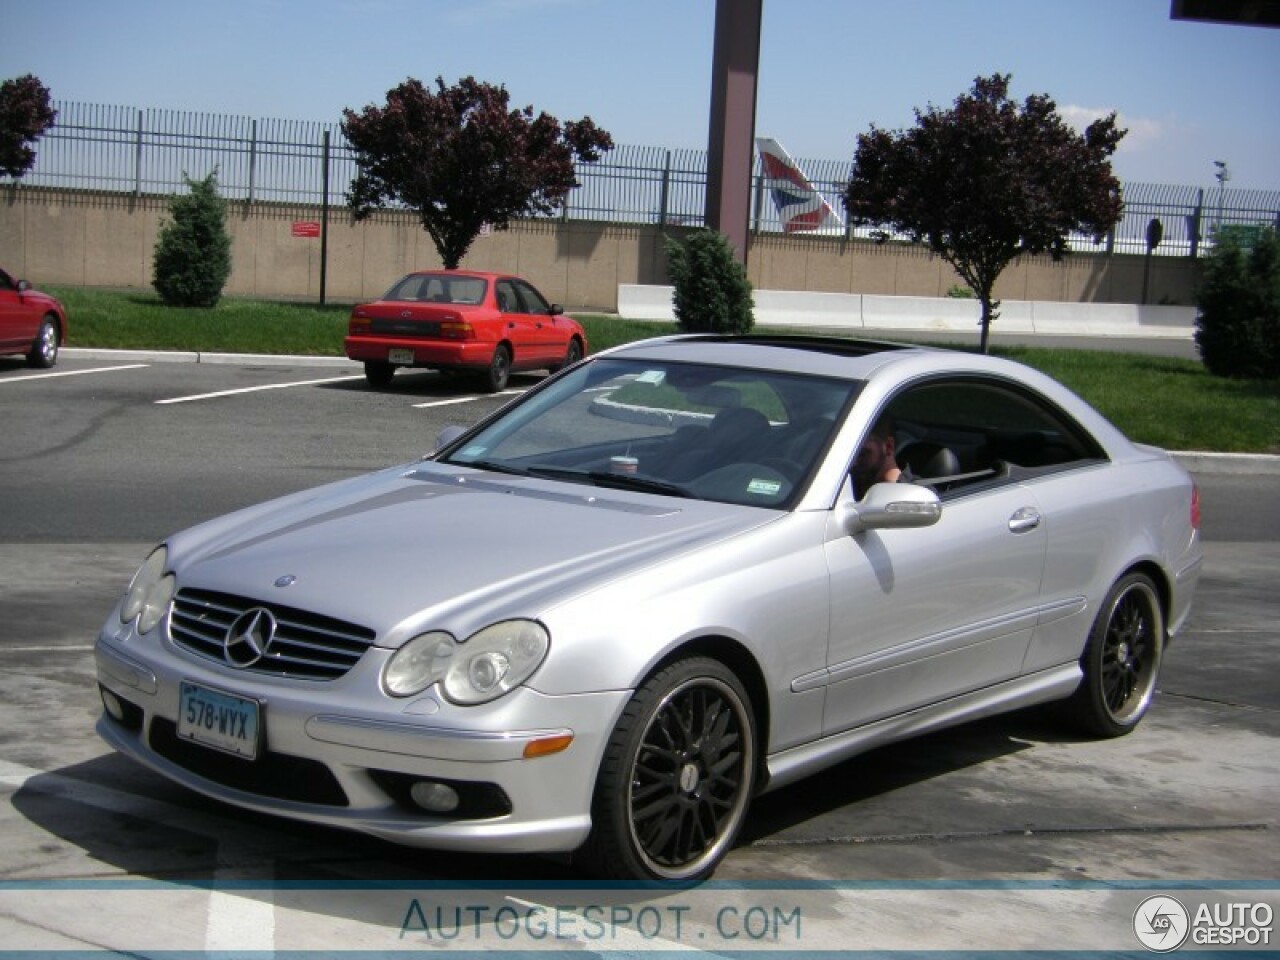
[291,221,321,238]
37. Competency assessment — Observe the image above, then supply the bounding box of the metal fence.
[9,99,1280,257]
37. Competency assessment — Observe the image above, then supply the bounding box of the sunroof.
[676,333,918,357]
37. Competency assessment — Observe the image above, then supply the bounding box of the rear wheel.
[578,656,756,883]
[363,360,395,387]
[483,344,511,392]
[1067,572,1164,737]
[28,316,59,368]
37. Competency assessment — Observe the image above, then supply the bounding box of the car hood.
[165,462,778,646]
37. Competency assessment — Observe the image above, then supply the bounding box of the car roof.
[406,269,505,281]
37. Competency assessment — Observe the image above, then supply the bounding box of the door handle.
[1008,507,1041,533]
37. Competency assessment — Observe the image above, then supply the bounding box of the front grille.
[149,717,349,806]
[170,588,377,681]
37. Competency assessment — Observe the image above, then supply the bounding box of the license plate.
[177,681,261,760]
[388,348,414,365]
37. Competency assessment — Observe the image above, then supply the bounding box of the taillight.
[1191,483,1201,531]
[348,315,371,335]
[440,321,475,340]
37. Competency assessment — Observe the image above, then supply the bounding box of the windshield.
[441,357,859,508]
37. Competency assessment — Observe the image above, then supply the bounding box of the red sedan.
[344,270,587,391]
[0,267,68,369]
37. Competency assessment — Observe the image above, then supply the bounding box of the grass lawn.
[51,286,1279,454]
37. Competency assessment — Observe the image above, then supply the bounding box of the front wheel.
[28,316,59,368]
[578,657,756,883]
[1067,572,1164,738]
[549,338,583,373]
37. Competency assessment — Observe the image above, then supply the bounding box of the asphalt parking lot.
[0,352,1276,954]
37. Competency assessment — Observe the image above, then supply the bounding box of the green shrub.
[1195,227,1280,379]
[664,229,754,334]
[153,172,232,308]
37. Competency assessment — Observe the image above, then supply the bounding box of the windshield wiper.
[457,459,530,477]
[481,463,691,499]
[587,471,692,498]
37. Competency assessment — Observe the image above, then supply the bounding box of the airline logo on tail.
[756,138,845,234]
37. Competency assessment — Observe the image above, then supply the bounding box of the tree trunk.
[976,287,1000,355]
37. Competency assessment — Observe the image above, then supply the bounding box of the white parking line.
[0,363,150,383]
[411,388,525,408]
[156,374,366,404]
[0,645,94,653]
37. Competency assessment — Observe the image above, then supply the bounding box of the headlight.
[382,631,455,697]
[120,547,174,634]
[381,620,550,704]
[444,620,549,705]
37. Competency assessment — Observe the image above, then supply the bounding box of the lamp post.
[1213,160,1231,239]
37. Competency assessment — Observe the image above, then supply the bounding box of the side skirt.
[762,663,1082,794]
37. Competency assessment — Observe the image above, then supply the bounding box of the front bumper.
[94,616,630,854]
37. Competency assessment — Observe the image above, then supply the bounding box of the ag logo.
[1134,895,1190,952]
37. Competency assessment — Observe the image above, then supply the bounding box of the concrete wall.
[1,187,1202,311]
[619,285,1197,338]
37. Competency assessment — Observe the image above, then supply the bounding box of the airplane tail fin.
[755,138,845,234]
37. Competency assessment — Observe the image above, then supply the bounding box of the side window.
[514,280,551,315]
[495,281,520,313]
[881,377,1106,493]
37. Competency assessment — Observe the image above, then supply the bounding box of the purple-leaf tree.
[844,74,1125,353]
[342,76,613,269]
[0,74,58,180]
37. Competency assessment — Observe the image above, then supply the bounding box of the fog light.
[409,781,460,813]
[101,688,125,722]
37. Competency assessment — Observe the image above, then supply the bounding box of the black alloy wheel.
[580,657,756,883]
[1069,572,1164,737]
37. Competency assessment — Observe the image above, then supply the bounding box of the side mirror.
[433,424,468,453]
[549,303,564,316]
[840,482,942,535]
[17,279,31,293]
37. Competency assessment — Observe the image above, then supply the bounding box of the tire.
[1067,572,1164,738]
[28,316,59,369]
[483,344,511,392]
[364,360,395,387]
[578,656,756,883]
[549,337,583,373]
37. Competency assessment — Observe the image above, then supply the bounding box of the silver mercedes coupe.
[95,334,1202,882]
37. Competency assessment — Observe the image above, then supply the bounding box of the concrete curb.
[65,347,360,368]
[1171,451,1280,476]
[61,348,1278,474]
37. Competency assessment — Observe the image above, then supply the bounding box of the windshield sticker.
[459,445,489,457]
[747,478,783,497]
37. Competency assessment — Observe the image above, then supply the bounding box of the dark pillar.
[705,0,763,264]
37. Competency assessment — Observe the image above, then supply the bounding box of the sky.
[3,0,1278,191]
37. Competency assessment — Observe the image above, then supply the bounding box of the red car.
[0,267,68,369]
[345,270,587,391]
